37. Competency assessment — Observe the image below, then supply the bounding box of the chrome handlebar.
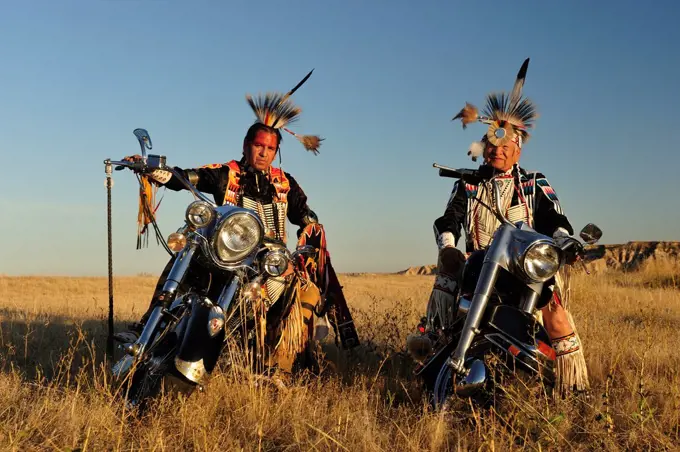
[104,156,217,207]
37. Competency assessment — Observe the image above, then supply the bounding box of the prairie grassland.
[0,261,678,451]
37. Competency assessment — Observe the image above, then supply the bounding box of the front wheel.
[431,339,547,411]
[118,346,197,411]
[432,351,492,410]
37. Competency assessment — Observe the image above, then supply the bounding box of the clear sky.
[1,0,679,276]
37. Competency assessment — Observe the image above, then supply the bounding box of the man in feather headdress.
[411,58,590,397]
[116,70,359,377]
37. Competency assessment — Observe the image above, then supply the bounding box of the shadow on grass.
[0,304,426,409]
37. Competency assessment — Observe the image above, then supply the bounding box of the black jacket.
[433,165,573,251]
[160,158,315,228]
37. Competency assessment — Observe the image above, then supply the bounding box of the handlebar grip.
[437,168,483,185]
[113,161,146,172]
[438,168,462,178]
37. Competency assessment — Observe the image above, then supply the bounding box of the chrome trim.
[518,240,562,283]
[200,236,257,271]
[433,356,488,407]
[207,305,226,337]
[453,359,487,397]
[263,249,290,276]
[522,290,540,314]
[448,225,512,374]
[211,209,264,264]
[174,357,207,384]
[185,200,215,228]
[194,207,263,270]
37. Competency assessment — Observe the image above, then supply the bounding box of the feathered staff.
[246,69,324,154]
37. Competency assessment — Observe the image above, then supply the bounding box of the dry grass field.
[0,260,678,451]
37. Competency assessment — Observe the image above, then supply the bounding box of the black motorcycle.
[105,129,317,408]
[410,163,602,409]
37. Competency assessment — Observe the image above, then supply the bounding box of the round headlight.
[522,242,561,282]
[186,201,215,228]
[167,232,187,252]
[263,249,290,276]
[213,212,263,263]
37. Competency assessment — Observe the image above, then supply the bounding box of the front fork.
[125,243,198,358]
[447,259,500,375]
[448,228,545,376]
[447,226,515,375]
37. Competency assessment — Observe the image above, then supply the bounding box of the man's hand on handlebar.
[123,154,144,163]
[557,237,583,266]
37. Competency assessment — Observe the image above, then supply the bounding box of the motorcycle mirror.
[133,128,153,159]
[579,223,602,245]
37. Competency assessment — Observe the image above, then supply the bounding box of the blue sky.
[1,0,679,275]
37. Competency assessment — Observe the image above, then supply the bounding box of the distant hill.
[584,241,680,272]
[396,265,438,276]
[397,241,680,275]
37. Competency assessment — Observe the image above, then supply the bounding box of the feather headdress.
[453,58,539,160]
[245,69,324,155]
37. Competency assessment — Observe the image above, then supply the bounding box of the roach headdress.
[452,58,538,161]
[246,69,324,155]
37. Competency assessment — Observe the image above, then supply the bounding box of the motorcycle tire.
[432,338,547,412]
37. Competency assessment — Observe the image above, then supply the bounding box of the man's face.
[484,139,521,172]
[244,130,278,171]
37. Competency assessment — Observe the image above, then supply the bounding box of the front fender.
[174,296,226,384]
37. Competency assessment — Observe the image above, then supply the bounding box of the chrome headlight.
[213,211,263,263]
[186,201,215,228]
[263,249,290,276]
[521,242,562,282]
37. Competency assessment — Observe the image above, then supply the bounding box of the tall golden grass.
[0,260,678,451]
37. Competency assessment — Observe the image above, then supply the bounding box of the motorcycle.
[105,129,318,408]
[410,163,602,409]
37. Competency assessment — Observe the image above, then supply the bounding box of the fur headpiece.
[246,69,324,155]
[452,58,538,161]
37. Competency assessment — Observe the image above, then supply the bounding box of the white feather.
[467,141,484,162]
